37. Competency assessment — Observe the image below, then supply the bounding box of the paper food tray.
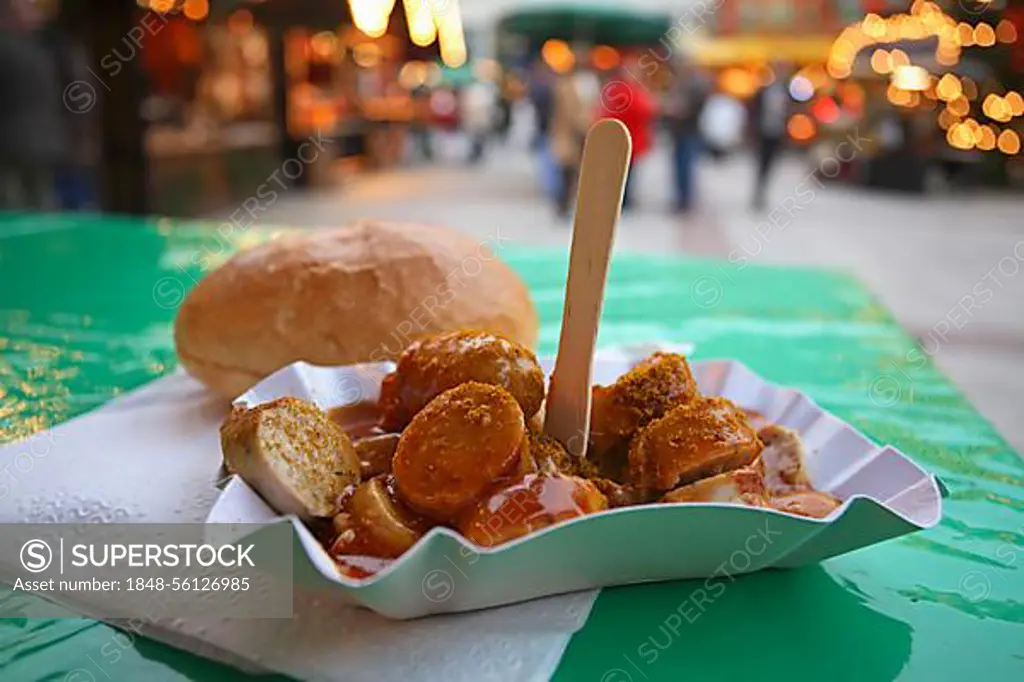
[207,351,943,619]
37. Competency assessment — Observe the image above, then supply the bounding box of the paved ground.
[206,135,1024,454]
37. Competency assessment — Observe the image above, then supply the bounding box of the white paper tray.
[207,351,943,619]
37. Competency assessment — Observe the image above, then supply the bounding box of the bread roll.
[175,221,538,397]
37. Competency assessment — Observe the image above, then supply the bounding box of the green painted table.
[1,214,1022,681]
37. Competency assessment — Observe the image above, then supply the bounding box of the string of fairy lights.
[828,0,1021,155]
[138,0,467,68]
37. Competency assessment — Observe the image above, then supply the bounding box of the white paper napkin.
[0,370,597,682]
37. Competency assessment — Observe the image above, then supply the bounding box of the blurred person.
[409,82,434,161]
[494,76,513,144]
[575,67,601,113]
[529,59,560,200]
[461,78,496,164]
[749,63,792,210]
[700,89,746,160]
[41,14,97,210]
[528,59,555,150]
[599,64,657,210]
[0,0,66,211]
[429,87,460,130]
[549,65,590,217]
[562,67,600,201]
[664,62,711,214]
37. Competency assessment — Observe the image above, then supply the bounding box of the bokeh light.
[936,74,962,101]
[891,65,930,91]
[887,84,914,107]
[590,45,620,71]
[863,13,886,39]
[983,94,1013,123]
[398,61,428,90]
[787,114,816,142]
[889,49,910,68]
[998,129,1021,155]
[996,19,1018,44]
[956,23,975,47]
[788,76,815,102]
[348,0,392,38]
[946,122,975,150]
[976,125,997,151]
[352,42,383,68]
[974,23,996,47]
[719,68,758,99]
[870,49,892,74]
[182,0,209,21]
[404,0,437,47]
[1006,92,1024,117]
[542,39,574,74]
[811,97,841,123]
[948,95,970,116]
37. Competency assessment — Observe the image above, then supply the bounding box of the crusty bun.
[175,220,538,397]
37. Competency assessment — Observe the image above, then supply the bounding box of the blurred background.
[0,0,1021,450]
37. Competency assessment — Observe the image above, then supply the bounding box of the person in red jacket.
[597,66,658,210]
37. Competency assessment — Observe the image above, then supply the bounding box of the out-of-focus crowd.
[515,54,796,217]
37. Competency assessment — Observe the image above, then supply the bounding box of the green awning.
[497,3,672,47]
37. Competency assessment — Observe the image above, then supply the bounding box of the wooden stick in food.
[544,119,632,457]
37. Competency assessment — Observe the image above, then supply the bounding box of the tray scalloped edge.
[207,347,943,619]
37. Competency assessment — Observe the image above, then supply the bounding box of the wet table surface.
[1,213,1022,681]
